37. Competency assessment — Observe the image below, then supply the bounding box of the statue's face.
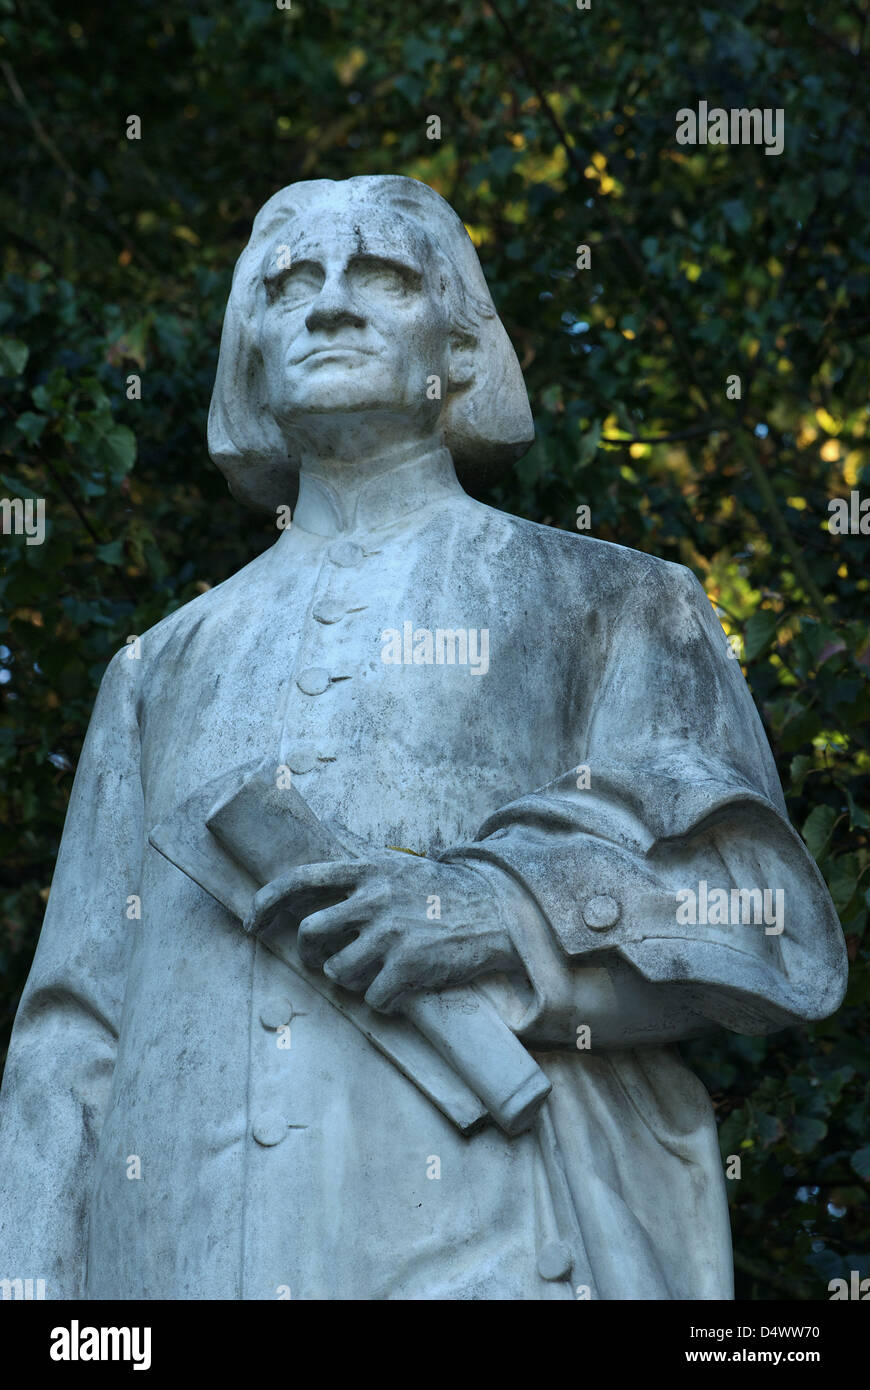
[257,200,451,437]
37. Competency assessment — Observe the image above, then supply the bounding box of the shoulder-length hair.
[207,176,534,513]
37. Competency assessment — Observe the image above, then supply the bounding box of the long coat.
[0,447,846,1299]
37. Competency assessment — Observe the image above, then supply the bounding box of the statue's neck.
[293,438,462,537]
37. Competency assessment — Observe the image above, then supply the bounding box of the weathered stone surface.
[0,176,846,1301]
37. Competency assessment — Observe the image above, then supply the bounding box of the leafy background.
[1,0,867,1299]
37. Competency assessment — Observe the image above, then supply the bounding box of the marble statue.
[0,175,847,1301]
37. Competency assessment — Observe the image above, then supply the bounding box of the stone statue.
[0,176,847,1301]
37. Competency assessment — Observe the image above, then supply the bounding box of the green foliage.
[1,0,867,1299]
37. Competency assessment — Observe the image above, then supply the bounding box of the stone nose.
[305,272,366,333]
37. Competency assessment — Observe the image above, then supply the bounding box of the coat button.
[537,1240,573,1281]
[259,999,294,1030]
[252,1116,289,1147]
[285,746,317,774]
[583,895,620,930]
[328,540,364,567]
[296,667,331,696]
[312,600,347,624]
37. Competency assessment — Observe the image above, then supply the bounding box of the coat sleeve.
[442,557,848,1048]
[0,647,143,1297]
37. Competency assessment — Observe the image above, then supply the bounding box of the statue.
[0,176,847,1301]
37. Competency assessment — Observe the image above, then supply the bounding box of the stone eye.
[265,261,324,306]
[353,259,420,297]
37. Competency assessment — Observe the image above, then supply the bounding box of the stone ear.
[446,332,476,393]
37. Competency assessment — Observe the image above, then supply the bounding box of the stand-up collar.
[291,445,462,538]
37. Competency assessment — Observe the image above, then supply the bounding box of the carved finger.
[296,892,380,968]
[321,931,387,993]
[364,949,417,1014]
[244,859,367,935]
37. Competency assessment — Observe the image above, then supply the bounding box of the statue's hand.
[244,852,519,1012]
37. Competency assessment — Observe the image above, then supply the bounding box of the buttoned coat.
[0,449,847,1299]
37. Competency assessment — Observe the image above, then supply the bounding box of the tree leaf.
[788,1116,827,1153]
[744,610,779,661]
[802,804,838,862]
[0,337,29,376]
[850,1146,870,1180]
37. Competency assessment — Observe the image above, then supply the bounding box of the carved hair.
[207,176,534,512]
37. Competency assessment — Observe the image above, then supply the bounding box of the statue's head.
[208,176,534,512]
